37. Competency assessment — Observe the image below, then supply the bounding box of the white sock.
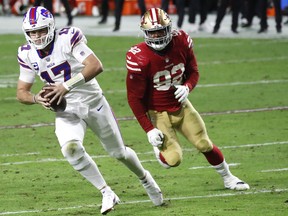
[213,160,233,178]
[118,147,146,179]
[78,153,107,190]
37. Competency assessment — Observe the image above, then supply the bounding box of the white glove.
[147,128,164,147]
[174,85,189,103]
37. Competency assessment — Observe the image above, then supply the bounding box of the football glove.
[147,128,164,147]
[174,85,189,103]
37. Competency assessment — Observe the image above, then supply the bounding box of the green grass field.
[0,35,288,216]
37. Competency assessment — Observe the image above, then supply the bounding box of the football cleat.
[140,170,164,206]
[100,187,120,215]
[224,175,250,191]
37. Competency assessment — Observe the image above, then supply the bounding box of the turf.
[0,35,288,216]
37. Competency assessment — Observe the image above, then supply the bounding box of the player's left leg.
[87,96,163,206]
[179,100,249,190]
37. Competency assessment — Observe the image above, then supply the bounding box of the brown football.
[40,86,67,112]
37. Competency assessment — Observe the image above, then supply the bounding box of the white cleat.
[100,187,120,215]
[224,175,250,191]
[140,171,164,206]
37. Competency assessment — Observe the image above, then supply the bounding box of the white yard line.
[197,79,288,87]
[0,152,40,157]
[3,78,288,98]
[1,61,288,89]
[189,163,240,170]
[103,79,288,94]
[1,106,287,130]
[198,56,288,65]
[1,141,287,166]
[260,168,288,172]
[0,188,287,215]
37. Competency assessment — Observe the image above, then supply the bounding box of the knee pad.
[108,147,126,160]
[162,150,182,167]
[195,138,213,152]
[61,140,90,171]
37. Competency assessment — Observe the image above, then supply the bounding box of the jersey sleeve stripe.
[19,63,31,69]
[126,64,141,72]
[70,30,83,47]
[126,59,138,66]
[187,37,193,48]
[17,56,31,69]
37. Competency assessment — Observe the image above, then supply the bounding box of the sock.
[118,147,146,179]
[202,144,224,165]
[78,153,107,190]
[213,160,233,178]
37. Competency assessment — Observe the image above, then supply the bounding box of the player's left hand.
[42,83,69,105]
[174,85,189,103]
[147,128,164,148]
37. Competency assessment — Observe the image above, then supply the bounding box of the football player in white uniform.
[126,8,250,191]
[16,6,163,215]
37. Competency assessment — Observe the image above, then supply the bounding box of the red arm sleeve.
[126,70,154,133]
[176,31,199,92]
[183,49,199,92]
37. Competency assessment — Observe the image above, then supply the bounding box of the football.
[40,86,67,112]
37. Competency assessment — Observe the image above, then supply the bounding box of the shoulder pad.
[57,27,87,48]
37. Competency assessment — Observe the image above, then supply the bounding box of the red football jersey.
[126,30,199,132]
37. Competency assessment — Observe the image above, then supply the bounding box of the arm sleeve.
[183,48,199,91]
[126,64,154,133]
[181,32,199,91]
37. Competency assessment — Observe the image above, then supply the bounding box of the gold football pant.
[148,100,213,167]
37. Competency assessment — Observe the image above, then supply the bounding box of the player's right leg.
[148,110,183,168]
[55,112,120,214]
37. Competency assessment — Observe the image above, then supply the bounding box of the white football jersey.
[17,27,103,105]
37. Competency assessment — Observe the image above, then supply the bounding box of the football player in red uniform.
[126,7,250,191]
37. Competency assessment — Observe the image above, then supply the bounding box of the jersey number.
[153,63,185,91]
[40,61,71,83]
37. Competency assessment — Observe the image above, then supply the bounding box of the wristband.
[63,73,85,91]
[32,94,37,104]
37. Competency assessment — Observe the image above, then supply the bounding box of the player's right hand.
[147,128,164,147]
[34,90,51,110]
